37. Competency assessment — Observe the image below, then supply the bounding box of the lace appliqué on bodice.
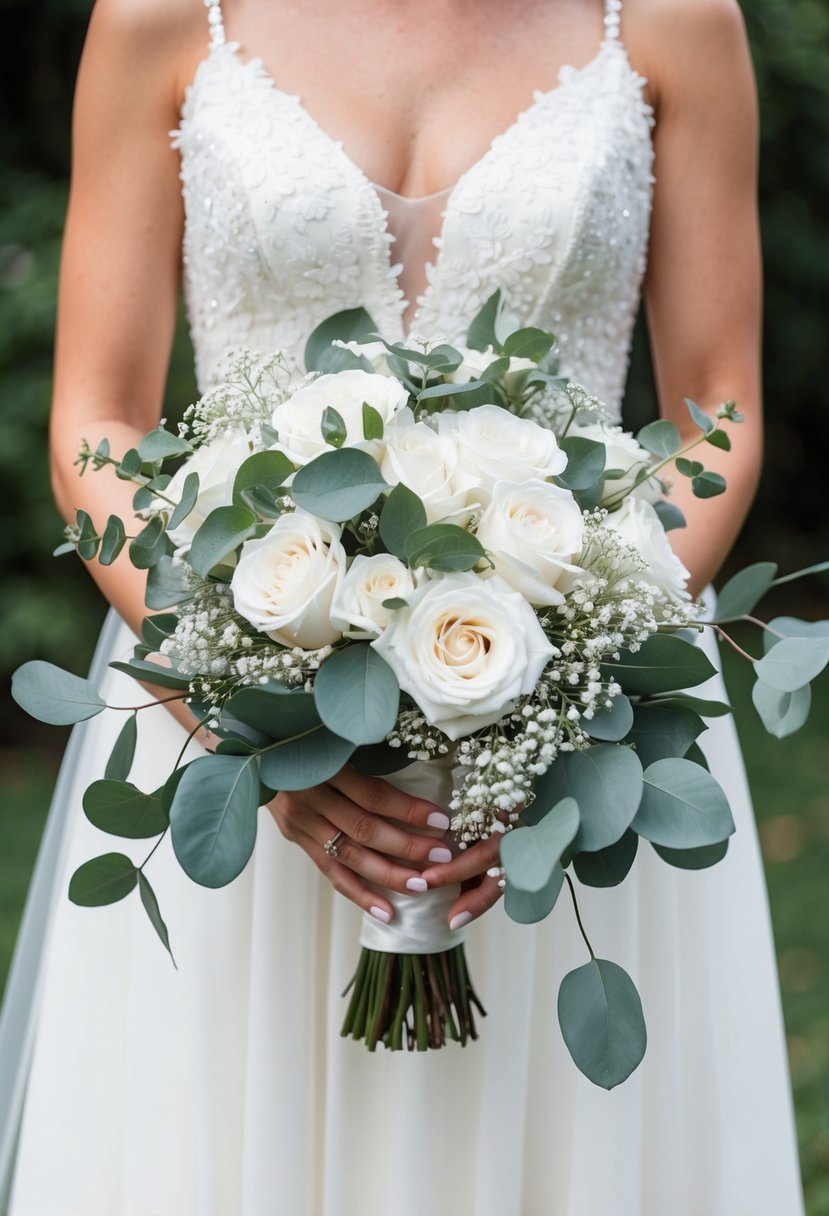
[170,1,654,420]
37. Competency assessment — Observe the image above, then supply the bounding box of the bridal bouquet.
[13,292,829,1088]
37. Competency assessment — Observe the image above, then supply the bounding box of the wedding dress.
[0,1,806,1212]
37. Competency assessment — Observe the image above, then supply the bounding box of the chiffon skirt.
[0,602,805,1216]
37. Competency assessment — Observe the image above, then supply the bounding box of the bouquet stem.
[340,944,486,1051]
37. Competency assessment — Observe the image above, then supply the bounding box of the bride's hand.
[419,836,505,932]
[267,767,453,923]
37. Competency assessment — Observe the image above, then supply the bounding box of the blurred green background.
[1,0,828,1206]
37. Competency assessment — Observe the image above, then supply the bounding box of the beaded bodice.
[171,0,654,420]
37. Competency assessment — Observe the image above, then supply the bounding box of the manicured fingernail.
[450,912,472,932]
[370,905,391,924]
[428,846,453,864]
[406,877,428,893]
[427,811,451,829]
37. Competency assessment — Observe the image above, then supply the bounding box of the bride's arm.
[640,0,763,596]
[52,0,444,924]
[420,0,764,923]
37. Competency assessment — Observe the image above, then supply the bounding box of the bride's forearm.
[50,415,211,745]
[659,399,763,600]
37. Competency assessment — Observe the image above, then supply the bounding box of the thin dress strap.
[603,0,623,42]
[203,0,226,47]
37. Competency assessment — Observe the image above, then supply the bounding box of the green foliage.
[313,645,400,746]
[558,958,647,1089]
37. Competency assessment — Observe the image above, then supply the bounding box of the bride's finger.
[446,873,504,930]
[419,835,502,889]
[306,817,443,896]
[317,783,454,868]
[295,829,397,924]
[329,767,451,836]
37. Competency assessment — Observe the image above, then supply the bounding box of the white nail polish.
[370,905,391,924]
[426,811,451,829]
[406,877,428,893]
[450,911,472,932]
[428,846,453,864]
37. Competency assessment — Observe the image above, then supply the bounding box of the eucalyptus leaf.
[349,742,416,776]
[11,661,106,725]
[169,754,260,888]
[637,419,681,458]
[145,556,193,609]
[304,306,378,372]
[653,838,729,870]
[68,853,138,907]
[109,658,190,691]
[504,862,565,924]
[632,757,734,848]
[684,397,715,434]
[141,613,178,649]
[646,693,732,717]
[502,327,554,361]
[379,482,428,559]
[129,515,167,570]
[240,485,284,519]
[713,561,778,621]
[691,471,727,499]
[761,616,829,653]
[314,644,400,746]
[138,872,176,966]
[362,402,385,440]
[753,635,829,693]
[104,713,138,782]
[189,504,256,578]
[466,289,505,353]
[705,428,731,452]
[223,682,321,739]
[83,779,168,839]
[573,830,638,888]
[137,428,192,461]
[604,634,716,694]
[772,560,829,587]
[116,448,142,479]
[168,471,200,531]
[528,745,643,853]
[415,380,494,409]
[653,501,686,532]
[557,436,606,491]
[258,726,355,791]
[751,679,812,738]
[321,405,347,448]
[501,798,580,892]
[404,523,486,572]
[676,458,704,478]
[584,694,633,742]
[625,705,705,768]
[76,509,99,561]
[558,959,647,1089]
[290,448,388,521]
[99,515,127,566]
[232,451,294,504]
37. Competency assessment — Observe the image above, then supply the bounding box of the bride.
[0,0,806,1212]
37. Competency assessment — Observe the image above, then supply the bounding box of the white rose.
[371,572,555,740]
[329,554,416,639]
[270,369,409,465]
[574,421,662,505]
[380,417,471,524]
[231,510,346,648]
[445,346,537,392]
[604,497,691,604]
[164,428,250,550]
[475,479,585,606]
[436,405,567,505]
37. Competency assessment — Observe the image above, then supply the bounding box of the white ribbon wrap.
[358,755,467,954]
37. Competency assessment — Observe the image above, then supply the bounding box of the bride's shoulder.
[81,0,208,116]
[624,0,753,113]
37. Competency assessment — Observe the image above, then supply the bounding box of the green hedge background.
[1,1,828,1207]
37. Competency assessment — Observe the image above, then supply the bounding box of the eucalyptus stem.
[565,872,596,961]
[711,626,760,663]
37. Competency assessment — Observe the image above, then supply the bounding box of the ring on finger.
[324,829,346,859]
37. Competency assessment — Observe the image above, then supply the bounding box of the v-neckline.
[181,37,632,335]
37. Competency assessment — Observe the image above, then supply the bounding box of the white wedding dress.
[0,2,806,1212]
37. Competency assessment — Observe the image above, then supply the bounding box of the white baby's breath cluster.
[385,708,454,762]
[520,378,611,430]
[179,349,293,447]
